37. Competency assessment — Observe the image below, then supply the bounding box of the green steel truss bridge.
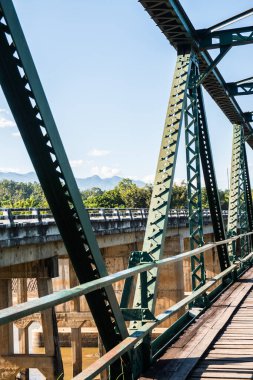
[0,1,253,379]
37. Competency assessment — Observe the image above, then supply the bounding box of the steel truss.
[0,1,253,380]
[227,81,253,96]
[131,51,192,316]
[198,26,253,50]
[227,126,253,261]
[197,82,230,271]
[243,144,253,246]
[184,58,205,294]
[238,138,251,258]
[121,49,231,375]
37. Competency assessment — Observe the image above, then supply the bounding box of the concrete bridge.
[0,207,221,265]
[0,208,220,378]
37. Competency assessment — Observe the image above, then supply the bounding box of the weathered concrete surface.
[0,219,213,267]
[0,217,220,376]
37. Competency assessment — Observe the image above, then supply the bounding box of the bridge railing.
[0,230,251,379]
[0,207,227,225]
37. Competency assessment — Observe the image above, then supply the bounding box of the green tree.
[0,180,48,208]
[116,179,152,208]
[171,183,187,209]
[84,189,123,208]
[81,187,103,202]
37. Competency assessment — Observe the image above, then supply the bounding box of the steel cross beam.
[227,81,253,96]
[198,26,253,50]
[0,1,130,378]
[244,112,253,122]
[207,8,253,32]
[197,83,230,271]
[139,0,253,147]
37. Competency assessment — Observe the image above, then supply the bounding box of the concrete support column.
[37,278,63,380]
[156,236,185,327]
[17,278,29,380]
[0,279,15,379]
[0,279,13,354]
[69,262,82,376]
[98,335,108,380]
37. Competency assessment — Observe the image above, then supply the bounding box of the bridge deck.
[141,267,253,380]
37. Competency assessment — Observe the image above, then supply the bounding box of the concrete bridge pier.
[69,263,82,377]
[0,279,14,379]
[17,279,29,379]
[0,259,63,380]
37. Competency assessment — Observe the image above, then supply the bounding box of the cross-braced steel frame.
[0,1,253,380]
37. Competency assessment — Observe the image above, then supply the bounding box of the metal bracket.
[198,26,253,50]
[244,112,253,122]
[227,78,253,96]
[196,47,230,86]
[121,308,156,322]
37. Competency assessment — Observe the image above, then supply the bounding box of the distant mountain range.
[0,171,145,190]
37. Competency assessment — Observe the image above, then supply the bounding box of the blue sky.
[0,0,253,188]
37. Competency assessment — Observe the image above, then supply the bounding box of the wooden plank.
[140,268,253,380]
[189,287,253,379]
[169,283,253,379]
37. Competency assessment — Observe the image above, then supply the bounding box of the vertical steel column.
[242,143,253,247]
[184,59,205,294]
[238,136,250,257]
[130,51,192,317]
[197,85,230,271]
[227,125,242,262]
[0,2,129,378]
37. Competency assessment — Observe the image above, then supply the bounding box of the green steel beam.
[121,53,193,375]
[197,83,230,271]
[207,8,253,32]
[184,58,205,295]
[244,112,253,122]
[139,1,253,145]
[0,2,130,378]
[129,51,192,319]
[196,47,231,86]
[243,144,253,248]
[238,140,250,258]
[227,81,253,96]
[198,26,253,50]
[227,125,242,262]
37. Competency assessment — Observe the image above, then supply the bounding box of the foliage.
[83,179,152,209]
[171,182,187,209]
[0,180,48,208]
[0,178,232,210]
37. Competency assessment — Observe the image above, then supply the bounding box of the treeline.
[0,180,48,208]
[0,178,231,209]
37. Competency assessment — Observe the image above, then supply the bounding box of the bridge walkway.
[141,267,253,380]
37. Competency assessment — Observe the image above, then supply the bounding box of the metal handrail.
[0,232,251,326]
[0,231,252,380]
[0,207,227,224]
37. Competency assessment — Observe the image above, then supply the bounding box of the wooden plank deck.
[188,287,253,379]
[140,267,253,380]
